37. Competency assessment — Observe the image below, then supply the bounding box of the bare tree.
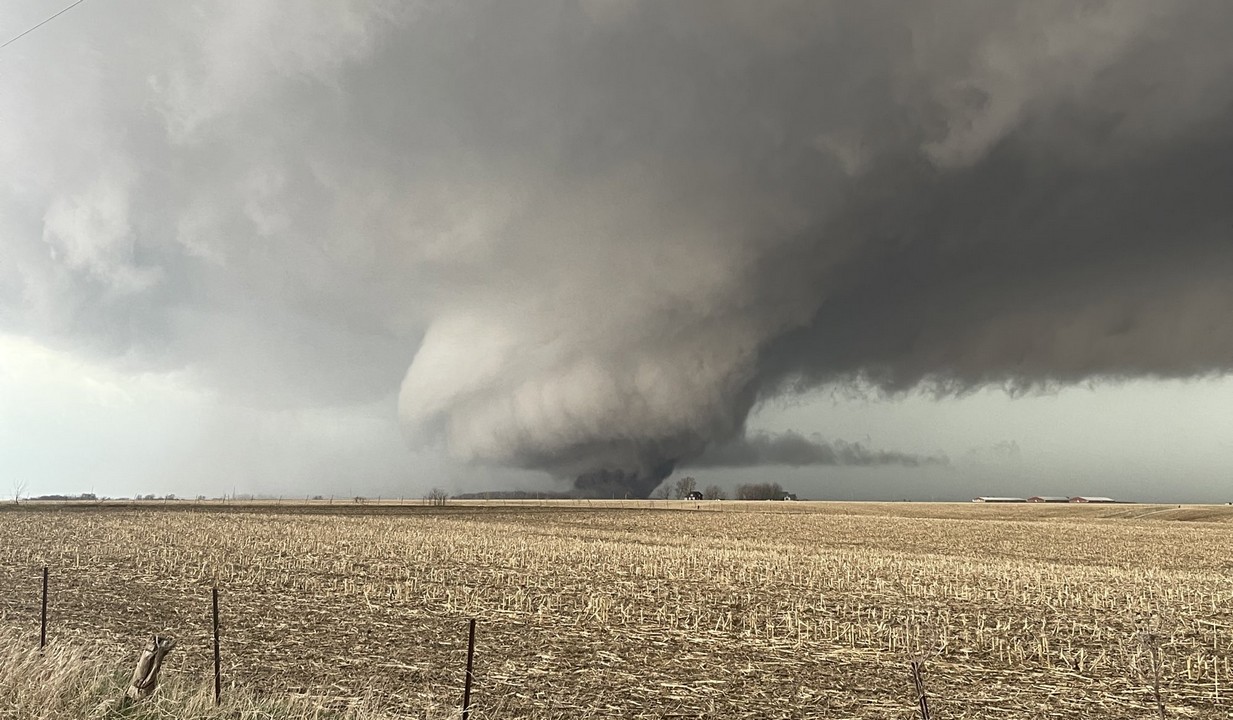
[673,476,697,499]
[736,482,785,500]
[703,484,727,500]
[12,478,26,504]
[651,483,670,500]
[425,487,449,506]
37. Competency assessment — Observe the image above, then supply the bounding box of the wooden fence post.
[125,635,177,705]
[462,619,476,719]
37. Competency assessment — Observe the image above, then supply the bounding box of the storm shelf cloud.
[3,1,1233,496]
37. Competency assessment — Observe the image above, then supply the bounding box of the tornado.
[4,3,1233,498]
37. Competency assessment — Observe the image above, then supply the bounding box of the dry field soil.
[2,500,1232,718]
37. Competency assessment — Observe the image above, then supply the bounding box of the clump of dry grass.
[0,629,115,719]
[1127,609,1176,720]
[0,628,420,720]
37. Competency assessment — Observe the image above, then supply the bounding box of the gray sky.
[2,1,1232,501]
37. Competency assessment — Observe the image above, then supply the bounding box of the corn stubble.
[1,502,1231,719]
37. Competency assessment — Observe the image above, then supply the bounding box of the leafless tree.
[425,487,449,506]
[12,478,26,504]
[736,482,785,500]
[703,484,727,500]
[673,476,697,499]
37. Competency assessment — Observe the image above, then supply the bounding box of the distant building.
[781,492,798,501]
[1069,496,1117,503]
[685,490,704,500]
[971,496,1026,503]
[1027,496,1069,503]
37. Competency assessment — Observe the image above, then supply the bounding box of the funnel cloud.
[3,2,1233,497]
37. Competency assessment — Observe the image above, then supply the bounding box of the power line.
[0,0,91,53]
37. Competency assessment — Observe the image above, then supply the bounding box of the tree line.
[658,477,792,501]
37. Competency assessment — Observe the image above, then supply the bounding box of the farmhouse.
[685,490,704,500]
[1027,496,1069,503]
[971,497,1026,503]
[1069,496,1117,503]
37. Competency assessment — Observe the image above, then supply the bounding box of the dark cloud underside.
[2,1,1231,496]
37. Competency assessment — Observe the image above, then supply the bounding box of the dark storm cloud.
[689,431,946,469]
[3,1,1232,495]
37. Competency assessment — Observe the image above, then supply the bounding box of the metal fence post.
[910,659,931,719]
[462,619,477,719]
[213,586,221,705]
[40,566,48,649]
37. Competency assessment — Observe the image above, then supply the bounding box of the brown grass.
[1,501,1231,718]
[0,625,437,720]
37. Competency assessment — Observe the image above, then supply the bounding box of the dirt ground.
[1,500,1231,718]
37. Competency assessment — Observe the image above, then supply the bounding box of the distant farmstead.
[1027,496,1069,503]
[1069,496,1117,503]
[971,497,1026,503]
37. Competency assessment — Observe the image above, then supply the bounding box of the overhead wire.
[0,0,91,53]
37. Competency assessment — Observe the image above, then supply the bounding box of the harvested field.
[1,501,1231,718]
